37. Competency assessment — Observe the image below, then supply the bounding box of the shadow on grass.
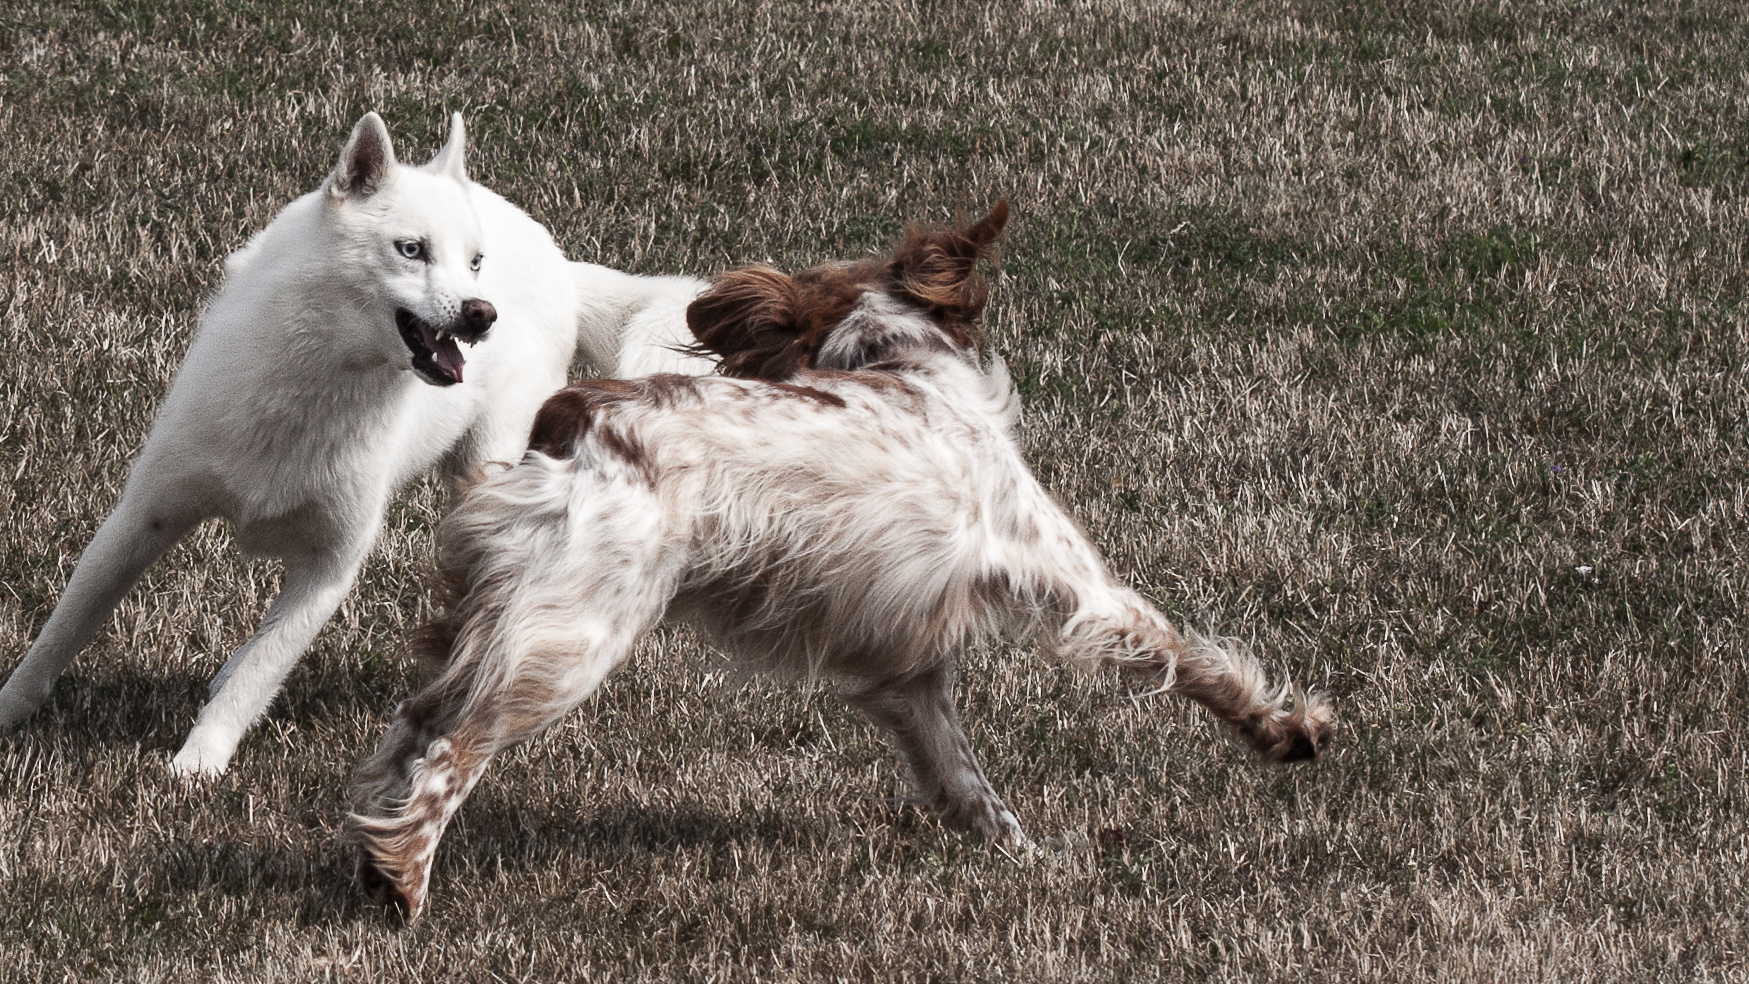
[443,796,835,868]
[1,667,210,756]
[141,839,371,929]
[3,658,409,752]
[152,797,843,929]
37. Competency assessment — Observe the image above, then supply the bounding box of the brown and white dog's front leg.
[350,727,494,923]
[844,667,1029,847]
[349,617,653,924]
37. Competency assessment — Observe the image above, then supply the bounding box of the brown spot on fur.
[527,389,598,460]
[806,367,921,396]
[772,382,848,408]
[634,373,706,406]
[526,380,655,461]
[578,378,644,399]
[589,422,651,482]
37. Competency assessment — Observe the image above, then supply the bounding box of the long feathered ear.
[888,199,1009,328]
[426,112,468,182]
[328,112,398,200]
[964,199,1009,251]
[686,267,812,379]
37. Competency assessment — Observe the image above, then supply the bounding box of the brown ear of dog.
[888,200,1008,337]
[687,200,1010,379]
[685,266,810,380]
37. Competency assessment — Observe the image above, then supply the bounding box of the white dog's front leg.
[169,545,368,777]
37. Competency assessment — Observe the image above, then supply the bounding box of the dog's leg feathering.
[350,465,678,922]
[348,610,658,924]
[998,483,1336,763]
[350,722,493,925]
[1058,599,1336,763]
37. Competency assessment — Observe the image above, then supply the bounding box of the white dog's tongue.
[424,324,465,383]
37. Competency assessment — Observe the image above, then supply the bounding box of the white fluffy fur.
[0,112,714,775]
[350,209,1335,923]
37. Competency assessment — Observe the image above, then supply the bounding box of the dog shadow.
[0,667,212,756]
[137,782,839,928]
[1,672,912,929]
[149,837,375,928]
[448,795,831,866]
[315,799,834,928]
[1,661,408,756]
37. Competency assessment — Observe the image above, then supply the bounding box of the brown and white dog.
[348,202,1335,922]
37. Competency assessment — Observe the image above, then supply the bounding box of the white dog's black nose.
[459,299,497,338]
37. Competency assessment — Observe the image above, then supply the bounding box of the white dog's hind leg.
[0,498,198,726]
[844,667,1030,847]
[170,542,370,776]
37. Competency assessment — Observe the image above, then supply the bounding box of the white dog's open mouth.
[398,309,474,386]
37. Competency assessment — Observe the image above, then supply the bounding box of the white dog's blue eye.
[396,240,425,260]
[470,253,483,272]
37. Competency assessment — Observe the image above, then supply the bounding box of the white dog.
[0,112,713,776]
[348,202,1335,922]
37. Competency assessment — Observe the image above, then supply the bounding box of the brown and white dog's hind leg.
[1053,590,1336,763]
[843,666,1029,847]
[1002,491,1336,762]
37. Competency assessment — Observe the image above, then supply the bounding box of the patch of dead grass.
[0,1,1744,980]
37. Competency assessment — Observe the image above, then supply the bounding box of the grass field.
[2,0,1745,979]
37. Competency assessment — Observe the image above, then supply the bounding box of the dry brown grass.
[1,0,1745,979]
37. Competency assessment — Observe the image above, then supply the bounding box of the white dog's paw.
[167,744,231,779]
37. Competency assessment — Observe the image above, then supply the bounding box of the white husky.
[0,112,713,776]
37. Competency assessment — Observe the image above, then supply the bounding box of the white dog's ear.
[426,112,468,182]
[328,112,398,200]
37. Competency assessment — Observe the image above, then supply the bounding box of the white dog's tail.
[569,263,715,378]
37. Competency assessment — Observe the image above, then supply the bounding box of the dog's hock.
[328,111,398,200]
